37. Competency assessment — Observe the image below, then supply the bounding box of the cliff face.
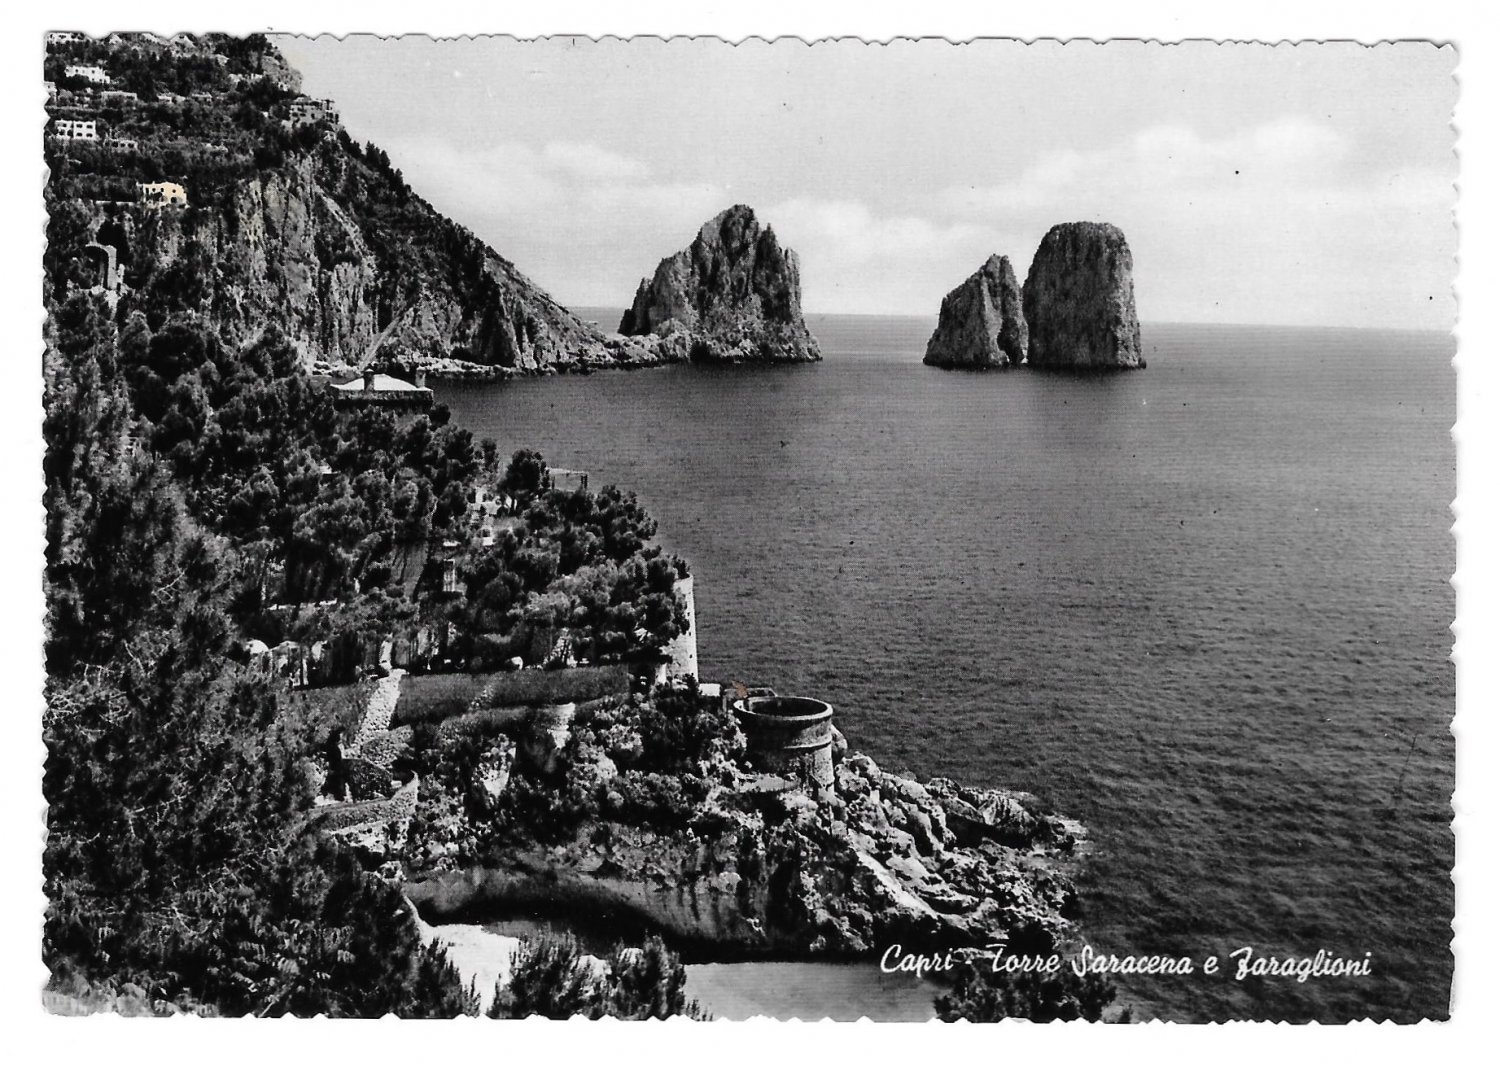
[128,156,378,366]
[1021,222,1143,371]
[618,205,821,363]
[923,254,1027,369]
[128,151,664,376]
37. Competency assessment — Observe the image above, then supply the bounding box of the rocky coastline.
[403,757,1084,960]
[376,335,682,383]
[355,685,1089,965]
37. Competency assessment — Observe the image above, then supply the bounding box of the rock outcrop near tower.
[1021,222,1143,371]
[923,254,1028,369]
[618,205,821,363]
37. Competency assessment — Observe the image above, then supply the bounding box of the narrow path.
[354,667,405,752]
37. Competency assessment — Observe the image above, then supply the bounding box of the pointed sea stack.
[923,254,1028,369]
[1022,222,1143,371]
[618,205,820,363]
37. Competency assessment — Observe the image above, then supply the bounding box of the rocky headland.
[923,254,1028,369]
[618,205,821,364]
[340,682,1087,962]
[1021,221,1143,371]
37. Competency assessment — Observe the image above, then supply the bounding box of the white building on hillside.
[64,64,111,85]
[137,181,188,207]
[50,118,98,141]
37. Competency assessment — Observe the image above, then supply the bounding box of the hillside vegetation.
[42,33,696,1016]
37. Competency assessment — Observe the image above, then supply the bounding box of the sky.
[275,36,1456,329]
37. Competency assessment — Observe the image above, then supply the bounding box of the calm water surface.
[438,313,1454,1022]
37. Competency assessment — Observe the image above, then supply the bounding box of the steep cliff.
[923,254,1028,369]
[618,205,821,363]
[1021,222,1143,371]
[44,33,661,377]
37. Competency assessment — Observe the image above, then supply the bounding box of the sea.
[434,312,1455,1023]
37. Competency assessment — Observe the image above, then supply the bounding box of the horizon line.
[563,305,1455,335]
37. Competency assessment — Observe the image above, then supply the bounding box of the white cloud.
[767,198,993,265]
[372,119,1452,327]
[940,118,1358,217]
[539,141,651,181]
[385,138,712,217]
[371,136,731,304]
[931,118,1453,327]
[762,197,1032,315]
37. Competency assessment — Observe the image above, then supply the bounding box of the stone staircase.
[353,668,404,751]
[311,664,418,857]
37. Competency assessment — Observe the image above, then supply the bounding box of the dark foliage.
[934,929,1118,1024]
[41,32,693,1017]
[487,933,705,1020]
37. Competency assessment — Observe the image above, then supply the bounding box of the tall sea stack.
[1022,222,1143,371]
[618,205,820,363]
[923,254,1028,369]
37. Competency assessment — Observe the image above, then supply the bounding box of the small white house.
[64,64,111,86]
[50,118,98,141]
[137,180,188,207]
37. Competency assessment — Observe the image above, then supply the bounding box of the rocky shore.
[389,690,1086,962]
[379,335,683,383]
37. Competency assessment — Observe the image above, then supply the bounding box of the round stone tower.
[731,695,835,792]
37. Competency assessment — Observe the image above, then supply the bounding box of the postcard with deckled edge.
[37,31,1456,1024]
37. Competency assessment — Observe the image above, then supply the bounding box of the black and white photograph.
[20,8,1488,1039]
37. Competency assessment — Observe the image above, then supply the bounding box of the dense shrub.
[42,33,693,1017]
[487,934,705,1020]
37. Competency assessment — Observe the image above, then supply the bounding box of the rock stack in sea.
[618,205,821,363]
[1021,221,1143,371]
[923,254,1028,369]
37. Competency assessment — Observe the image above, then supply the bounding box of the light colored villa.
[137,181,188,206]
[63,64,111,85]
[50,118,98,141]
[328,369,434,412]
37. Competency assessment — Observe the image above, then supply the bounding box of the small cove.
[425,917,943,1021]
